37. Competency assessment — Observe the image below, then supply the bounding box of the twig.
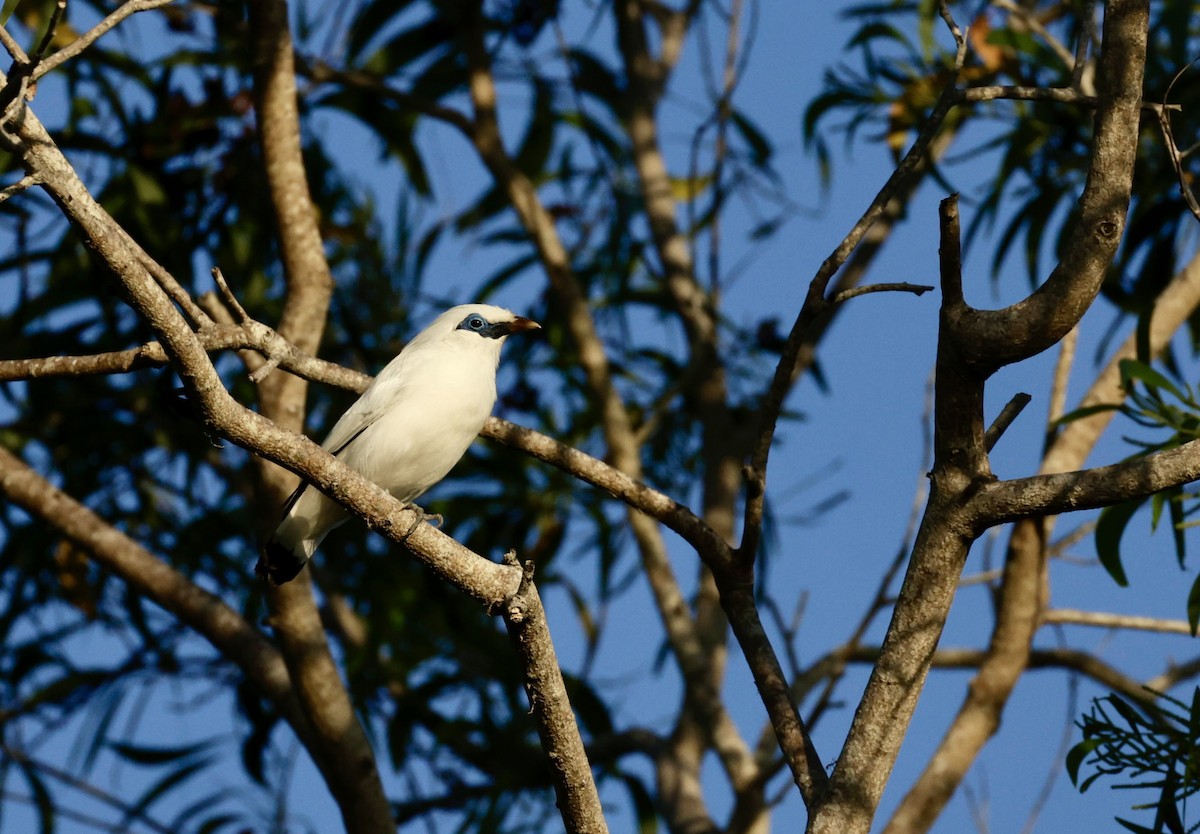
[210,267,250,323]
[1157,57,1200,225]
[1041,608,1197,635]
[958,84,1178,113]
[828,282,934,305]
[209,267,279,382]
[983,392,1032,451]
[0,173,41,203]
[33,0,177,80]
[0,25,28,63]
[740,34,963,567]
[32,0,67,63]
[938,0,967,69]
[993,0,1077,70]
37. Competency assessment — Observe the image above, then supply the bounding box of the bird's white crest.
[257,303,539,583]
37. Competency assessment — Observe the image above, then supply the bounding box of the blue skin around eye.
[457,315,505,338]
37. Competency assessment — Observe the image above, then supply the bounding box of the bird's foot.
[401,504,443,541]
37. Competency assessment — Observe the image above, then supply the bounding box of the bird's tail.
[256,537,309,585]
[256,480,314,585]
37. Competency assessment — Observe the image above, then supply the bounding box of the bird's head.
[407,304,540,364]
[450,305,541,341]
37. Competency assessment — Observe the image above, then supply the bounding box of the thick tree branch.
[810,5,1152,829]
[500,553,607,834]
[1041,608,1197,635]
[5,44,536,834]
[884,247,1200,833]
[0,446,314,747]
[245,4,393,832]
[972,439,1200,526]
[944,4,1148,374]
[31,0,176,80]
[739,60,959,568]
[461,10,747,826]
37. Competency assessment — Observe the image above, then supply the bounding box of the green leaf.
[1060,405,1123,427]
[0,0,19,27]
[1119,359,1189,403]
[1106,694,1149,730]
[1067,737,1102,786]
[1096,499,1143,587]
[731,110,774,168]
[1187,573,1200,637]
[346,0,421,60]
[1168,488,1187,568]
[1115,818,1160,834]
[109,738,215,766]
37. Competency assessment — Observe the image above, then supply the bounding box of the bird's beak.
[498,317,541,336]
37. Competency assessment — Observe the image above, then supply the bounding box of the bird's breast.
[339,369,497,502]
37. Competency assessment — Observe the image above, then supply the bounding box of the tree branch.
[0,446,314,747]
[32,0,176,80]
[883,247,1200,834]
[1041,608,1197,635]
[245,3,392,830]
[500,552,607,833]
[972,438,1200,526]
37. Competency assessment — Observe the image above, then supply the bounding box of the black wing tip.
[257,538,307,585]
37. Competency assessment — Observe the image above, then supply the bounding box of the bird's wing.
[318,357,416,457]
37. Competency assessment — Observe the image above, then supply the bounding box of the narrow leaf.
[1119,359,1188,403]
[1096,499,1143,587]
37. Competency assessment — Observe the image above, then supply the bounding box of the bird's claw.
[400,504,443,541]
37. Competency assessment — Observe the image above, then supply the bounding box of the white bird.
[257,304,540,584]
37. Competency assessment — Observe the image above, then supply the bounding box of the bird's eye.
[469,316,485,329]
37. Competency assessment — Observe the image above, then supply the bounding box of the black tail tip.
[256,538,307,585]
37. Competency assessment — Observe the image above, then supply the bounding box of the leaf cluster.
[1069,689,1200,834]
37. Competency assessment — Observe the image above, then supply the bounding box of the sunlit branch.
[1041,608,1196,636]
[957,84,1178,113]
[32,0,177,80]
[0,25,28,63]
[0,173,39,203]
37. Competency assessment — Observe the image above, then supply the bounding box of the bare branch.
[739,48,958,568]
[1157,58,1200,225]
[210,267,250,323]
[972,438,1200,527]
[0,446,314,743]
[886,245,1200,834]
[31,0,66,63]
[0,25,28,63]
[958,84,1177,113]
[1041,609,1196,635]
[32,0,177,80]
[938,0,967,69]
[984,392,1032,452]
[828,282,934,305]
[814,6,1153,828]
[0,173,40,203]
[500,552,608,833]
